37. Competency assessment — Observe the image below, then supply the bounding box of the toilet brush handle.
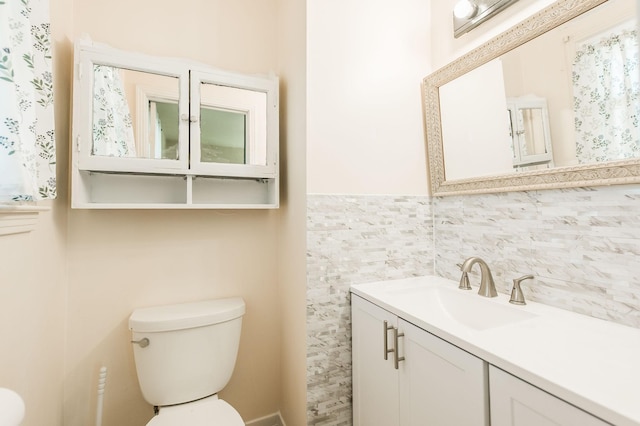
[96,366,107,426]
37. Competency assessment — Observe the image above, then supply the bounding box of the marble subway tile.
[434,185,640,328]
[306,185,639,426]
[306,194,432,425]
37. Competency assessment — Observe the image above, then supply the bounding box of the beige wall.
[0,0,72,423]
[61,1,283,425]
[276,0,308,424]
[0,206,66,426]
[0,0,297,424]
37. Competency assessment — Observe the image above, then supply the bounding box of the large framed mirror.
[423,0,640,196]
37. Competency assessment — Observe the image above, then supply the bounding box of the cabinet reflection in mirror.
[91,65,179,160]
[197,81,267,166]
[425,0,640,195]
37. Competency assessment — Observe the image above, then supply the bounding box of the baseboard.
[245,411,285,426]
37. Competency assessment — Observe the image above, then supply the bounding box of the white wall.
[439,59,513,179]
[430,0,557,69]
[306,0,432,195]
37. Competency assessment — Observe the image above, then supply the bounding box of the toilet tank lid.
[129,297,245,332]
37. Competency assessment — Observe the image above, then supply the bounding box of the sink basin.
[385,285,537,331]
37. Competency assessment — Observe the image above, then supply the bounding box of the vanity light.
[453,0,520,38]
[453,0,478,20]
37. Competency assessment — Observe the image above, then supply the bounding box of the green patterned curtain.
[0,0,56,202]
[573,24,640,164]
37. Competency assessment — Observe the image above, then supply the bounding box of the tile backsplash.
[306,185,640,425]
[306,194,432,425]
[434,185,640,328]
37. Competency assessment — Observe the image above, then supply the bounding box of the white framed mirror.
[423,0,640,196]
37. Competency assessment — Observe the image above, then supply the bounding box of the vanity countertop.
[351,275,640,426]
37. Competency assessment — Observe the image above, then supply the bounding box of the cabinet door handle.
[393,328,405,370]
[383,320,395,360]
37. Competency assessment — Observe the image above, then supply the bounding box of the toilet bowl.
[129,298,246,425]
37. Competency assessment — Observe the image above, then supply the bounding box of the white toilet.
[128,297,246,425]
[0,388,25,426]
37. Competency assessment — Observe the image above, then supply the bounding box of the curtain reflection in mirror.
[92,65,137,157]
[573,23,639,164]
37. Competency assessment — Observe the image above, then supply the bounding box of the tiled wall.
[306,194,433,426]
[434,185,640,328]
[306,185,640,425]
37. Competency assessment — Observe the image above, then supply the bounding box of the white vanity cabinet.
[351,295,488,426]
[489,366,609,426]
[71,39,279,209]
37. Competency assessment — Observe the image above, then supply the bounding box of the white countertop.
[351,275,640,426]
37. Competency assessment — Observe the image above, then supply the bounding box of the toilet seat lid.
[147,397,244,426]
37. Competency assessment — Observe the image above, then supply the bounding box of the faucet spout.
[460,257,498,298]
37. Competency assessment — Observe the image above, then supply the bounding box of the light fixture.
[453,0,520,39]
[453,0,478,20]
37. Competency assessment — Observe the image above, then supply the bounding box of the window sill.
[0,205,51,236]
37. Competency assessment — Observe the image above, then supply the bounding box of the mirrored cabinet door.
[189,70,278,178]
[75,47,190,173]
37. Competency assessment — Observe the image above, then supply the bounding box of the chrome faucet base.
[459,257,498,298]
[459,271,472,290]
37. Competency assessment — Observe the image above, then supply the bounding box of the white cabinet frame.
[352,295,488,426]
[71,39,279,209]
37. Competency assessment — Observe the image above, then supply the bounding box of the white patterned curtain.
[92,65,137,157]
[0,0,56,202]
[573,25,640,164]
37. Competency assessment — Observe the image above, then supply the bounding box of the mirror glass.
[91,66,180,160]
[149,100,179,160]
[199,82,267,166]
[200,96,247,164]
[427,0,640,193]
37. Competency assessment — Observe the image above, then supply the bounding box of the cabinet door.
[489,366,609,426]
[399,319,489,426]
[74,42,190,174]
[190,70,278,179]
[351,295,400,426]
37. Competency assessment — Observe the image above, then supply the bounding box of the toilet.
[128,297,246,425]
[0,388,25,426]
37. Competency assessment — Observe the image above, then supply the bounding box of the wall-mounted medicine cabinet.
[71,38,279,209]
[506,96,554,171]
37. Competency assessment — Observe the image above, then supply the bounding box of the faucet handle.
[509,275,534,305]
[457,263,472,290]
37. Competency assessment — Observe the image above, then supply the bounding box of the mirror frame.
[423,0,640,196]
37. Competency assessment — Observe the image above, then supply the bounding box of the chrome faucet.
[509,274,534,305]
[459,257,498,298]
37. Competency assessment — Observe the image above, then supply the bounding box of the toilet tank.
[129,298,245,407]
